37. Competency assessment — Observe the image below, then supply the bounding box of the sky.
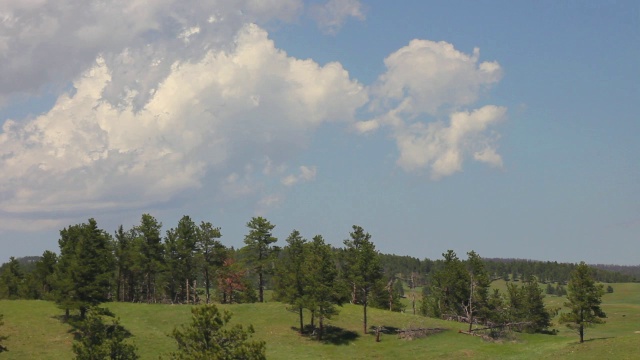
[0,0,638,265]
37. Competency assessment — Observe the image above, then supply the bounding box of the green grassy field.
[1,283,639,359]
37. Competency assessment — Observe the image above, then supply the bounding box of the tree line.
[0,213,611,354]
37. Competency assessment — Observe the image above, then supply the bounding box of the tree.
[168,304,266,360]
[424,250,470,318]
[243,217,278,303]
[54,219,114,319]
[0,313,8,352]
[559,262,606,343]
[342,225,382,334]
[32,250,58,299]
[137,214,164,303]
[304,235,344,340]
[273,230,308,334]
[0,257,24,299]
[72,308,139,360]
[506,276,552,333]
[196,221,225,304]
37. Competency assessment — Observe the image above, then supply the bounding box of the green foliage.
[505,276,552,333]
[606,285,614,293]
[72,308,139,360]
[168,304,266,360]
[54,219,115,318]
[342,225,383,334]
[243,217,278,303]
[304,235,345,339]
[137,214,164,303]
[424,250,470,318]
[559,262,606,343]
[273,230,308,332]
[196,221,226,304]
[0,257,24,299]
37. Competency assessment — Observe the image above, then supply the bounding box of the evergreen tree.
[196,221,225,304]
[464,251,490,330]
[54,219,114,319]
[113,226,138,302]
[523,276,552,332]
[0,257,24,299]
[425,250,470,318]
[168,304,266,360]
[72,308,139,360]
[559,262,606,343]
[175,216,199,304]
[32,250,58,299]
[136,214,164,303]
[243,217,278,303]
[342,225,382,334]
[273,230,308,334]
[305,235,344,339]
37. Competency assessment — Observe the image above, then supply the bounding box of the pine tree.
[54,219,114,319]
[72,308,139,360]
[559,262,606,343]
[305,235,344,340]
[343,225,382,334]
[168,304,266,360]
[196,221,225,304]
[0,257,24,299]
[136,214,164,303]
[274,230,308,334]
[243,217,278,303]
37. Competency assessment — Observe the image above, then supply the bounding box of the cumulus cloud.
[361,39,506,179]
[0,24,367,216]
[0,0,303,104]
[395,106,506,178]
[0,0,509,232]
[310,0,365,34]
[370,39,502,117]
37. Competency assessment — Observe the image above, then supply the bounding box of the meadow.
[1,283,639,359]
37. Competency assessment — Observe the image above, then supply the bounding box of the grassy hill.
[1,283,639,359]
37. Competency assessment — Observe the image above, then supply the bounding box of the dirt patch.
[634,331,640,334]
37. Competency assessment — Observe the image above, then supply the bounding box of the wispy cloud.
[309,0,365,34]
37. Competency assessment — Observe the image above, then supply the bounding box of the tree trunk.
[259,267,264,303]
[205,268,210,304]
[318,311,324,341]
[186,278,190,304]
[579,324,584,343]
[363,290,368,334]
[299,306,304,334]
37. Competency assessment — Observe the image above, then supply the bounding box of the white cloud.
[371,39,502,117]
[281,165,317,186]
[0,0,304,105]
[310,0,365,34]
[0,24,367,219]
[364,39,506,178]
[394,106,506,179]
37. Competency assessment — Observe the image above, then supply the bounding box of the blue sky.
[0,0,638,265]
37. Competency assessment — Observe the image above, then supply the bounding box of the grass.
[1,283,639,359]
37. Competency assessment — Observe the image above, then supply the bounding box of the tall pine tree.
[243,217,278,303]
[343,225,382,335]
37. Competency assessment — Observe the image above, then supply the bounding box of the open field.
[1,283,639,359]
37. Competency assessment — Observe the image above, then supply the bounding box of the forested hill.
[378,253,638,286]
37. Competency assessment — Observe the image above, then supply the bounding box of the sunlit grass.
[1,282,638,359]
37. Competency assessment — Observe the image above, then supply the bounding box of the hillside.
[1,283,639,359]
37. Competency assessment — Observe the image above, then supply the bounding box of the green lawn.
[1,283,639,359]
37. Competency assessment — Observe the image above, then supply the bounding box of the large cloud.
[358,39,506,179]
[0,0,302,104]
[0,24,367,216]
